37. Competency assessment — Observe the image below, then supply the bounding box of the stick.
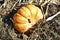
[46,11,60,21]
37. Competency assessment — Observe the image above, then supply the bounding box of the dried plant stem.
[44,4,49,17]
[41,0,51,6]
[46,11,60,21]
[10,0,19,12]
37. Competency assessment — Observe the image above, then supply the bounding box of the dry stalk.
[41,0,51,6]
[46,11,60,21]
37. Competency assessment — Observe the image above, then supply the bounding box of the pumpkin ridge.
[26,5,32,19]
[20,7,31,19]
[26,5,38,24]
[19,8,27,19]
[19,7,32,23]
[26,6,33,23]
[13,13,28,24]
[34,7,38,19]
[26,5,38,19]
[17,9,29,23]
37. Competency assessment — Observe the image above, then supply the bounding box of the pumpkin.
[13,5,43,33]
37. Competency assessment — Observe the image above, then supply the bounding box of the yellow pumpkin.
[13,5,43,33]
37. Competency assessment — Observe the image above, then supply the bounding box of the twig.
[41,0,51,6]
[44,4,49,17]
[46,11,60,21]
[10,0,19,11]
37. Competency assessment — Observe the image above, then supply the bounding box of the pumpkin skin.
[13,5,43,33]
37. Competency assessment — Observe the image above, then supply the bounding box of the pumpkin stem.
[28,19,31,23]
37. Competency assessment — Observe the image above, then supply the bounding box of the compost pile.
[0,0,60,40]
